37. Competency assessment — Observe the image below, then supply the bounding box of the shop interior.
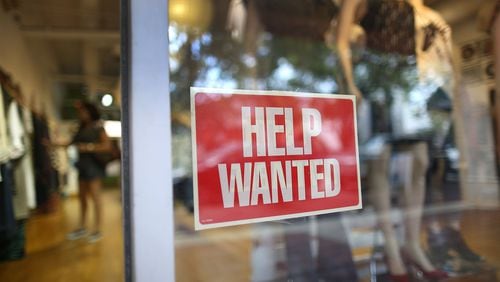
[1,0,500,281]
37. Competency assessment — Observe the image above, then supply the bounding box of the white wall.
[0,9,55,117]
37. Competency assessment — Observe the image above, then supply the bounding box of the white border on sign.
[190,87,362,230]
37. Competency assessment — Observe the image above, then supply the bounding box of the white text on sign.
[217,106,342,208]
[241,107,322,157]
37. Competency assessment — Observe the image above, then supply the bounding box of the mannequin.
[334,0,452,281]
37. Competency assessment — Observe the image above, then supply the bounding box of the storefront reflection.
[171,1,500,281]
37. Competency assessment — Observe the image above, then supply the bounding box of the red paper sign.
[191,88,361,230]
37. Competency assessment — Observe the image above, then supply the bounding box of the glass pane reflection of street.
[171,1,500,281]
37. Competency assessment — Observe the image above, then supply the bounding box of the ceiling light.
[101,94,113,107]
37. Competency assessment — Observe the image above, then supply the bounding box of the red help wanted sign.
[191,88,361,230]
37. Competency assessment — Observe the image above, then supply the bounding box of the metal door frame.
[121,0,175,281]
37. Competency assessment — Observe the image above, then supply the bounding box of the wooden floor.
[0,188,125,282]
[0,189,498,281]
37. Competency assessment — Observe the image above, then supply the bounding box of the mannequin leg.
[368,144,407,275]
[402,142,435,271]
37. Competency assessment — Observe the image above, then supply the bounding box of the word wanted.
[217,107,342,208]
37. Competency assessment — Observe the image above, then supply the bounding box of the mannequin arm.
[337,0,363,101]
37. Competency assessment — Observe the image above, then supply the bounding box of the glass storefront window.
[0,0,499,281]
[170,1,500,281]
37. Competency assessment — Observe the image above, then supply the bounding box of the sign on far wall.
[191,88,361,230]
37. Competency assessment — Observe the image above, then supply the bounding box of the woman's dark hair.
[79,101,101,122]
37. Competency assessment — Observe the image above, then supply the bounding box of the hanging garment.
[0,86,27,261]
[0,163,16,233]
[0,164,20,263]
[20,107,35,209]
[0,86,9,164]
[0,85,30,219]
[32,113,58,211]
[360,0,454,91]
[8,101,29,219]
[7,101,24,160]
[360,0,416,56]
[0,219,26,261]
[0,86,16,232]
[358,1,454,141]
